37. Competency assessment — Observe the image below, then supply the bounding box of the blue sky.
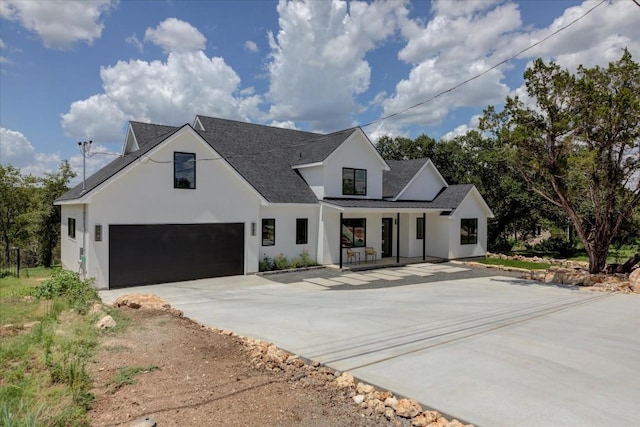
[1,0,639,181]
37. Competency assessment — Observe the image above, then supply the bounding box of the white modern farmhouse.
[55,116,493,289]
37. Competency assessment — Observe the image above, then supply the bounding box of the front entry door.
[381,218,393,258]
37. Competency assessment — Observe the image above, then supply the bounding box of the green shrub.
[259,255,273,272]
[273,254,289,270]
[34,270,98,313]
[528,236,576,257]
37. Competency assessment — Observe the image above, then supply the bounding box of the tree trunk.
[587,245,609,274]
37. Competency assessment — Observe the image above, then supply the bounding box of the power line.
[359,0,607,128]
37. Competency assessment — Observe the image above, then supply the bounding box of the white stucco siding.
[322,133,386,199]
[258,204,319,265]
[425,212,452,259]
[79,129,263,288]
[399,213,428,258]
[397,162,447,201]
[448,193,489,259]
[296,165,325,199]
[60,204,84,275]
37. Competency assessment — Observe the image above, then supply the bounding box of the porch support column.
[339,212,343,269]
[396,212,400,264]
[422,212,426,261]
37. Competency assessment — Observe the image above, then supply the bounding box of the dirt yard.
[89,301,470,427]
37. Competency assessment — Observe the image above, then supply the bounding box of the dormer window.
[342,168,367,196]
[174,152,196,189]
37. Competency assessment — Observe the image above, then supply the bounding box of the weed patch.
[109,366,160,392]
[479,258,552,270]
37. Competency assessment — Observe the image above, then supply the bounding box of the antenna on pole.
[78,140,92,193]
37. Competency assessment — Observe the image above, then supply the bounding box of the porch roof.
[322,184,474,212]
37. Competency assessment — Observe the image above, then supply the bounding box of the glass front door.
[381,218,393,258]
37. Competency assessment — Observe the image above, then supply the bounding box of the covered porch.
[335,255,447,272]
[319,200,453,269]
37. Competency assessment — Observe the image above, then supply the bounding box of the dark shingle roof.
[383,158,429,199]
[291,128,358,166]
[130,121,180,149]
[323,184,474,210]
[194,116,343,203]
[56,125,181,202]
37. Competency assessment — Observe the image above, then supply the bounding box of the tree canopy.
[480,49,640,273]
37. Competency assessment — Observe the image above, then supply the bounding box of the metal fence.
[0,248,20,277]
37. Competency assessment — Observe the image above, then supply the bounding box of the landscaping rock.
[96,315,116,329]
[356,382,375,394]
[384,396,399,409]
[396,398,422,418]
[114,294,170,310]
[353,394,365,404]
[130,416,156,427]
[335,372,355,388]
[630,268,640,293]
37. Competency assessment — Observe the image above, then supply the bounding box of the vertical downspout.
[339,212,343,269]
[396,212,400,264]
[81,204,87,278]
[422,212,426,261]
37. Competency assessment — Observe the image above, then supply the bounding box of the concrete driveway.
[100,267,640,427]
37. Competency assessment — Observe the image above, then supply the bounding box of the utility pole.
[77,140,91,277]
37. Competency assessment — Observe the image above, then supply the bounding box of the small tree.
[0,165,37,266]
[37,161,76,267]
[481,50,640,273]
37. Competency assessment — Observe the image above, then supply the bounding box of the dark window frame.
[174,152,196,189]
[262,218,275,246]
[296,218,308,244]
[68,218,76,239]
[460,218,478,245]
[342,167,367,196]
[416,217,425,240]
[341,218,366,248]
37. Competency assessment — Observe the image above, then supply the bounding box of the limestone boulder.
[96,315,116,329]
[630,268,640,293]
[396,398,423,418]
[335,372,355,388]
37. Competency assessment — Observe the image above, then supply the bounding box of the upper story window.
[342,168,367,196]
[174,152,196,189]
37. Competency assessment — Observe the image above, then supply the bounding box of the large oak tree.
[481,49,640,273]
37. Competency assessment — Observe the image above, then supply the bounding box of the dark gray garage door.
[109,223,244,288]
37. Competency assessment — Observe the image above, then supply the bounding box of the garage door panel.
[109,223,244,288]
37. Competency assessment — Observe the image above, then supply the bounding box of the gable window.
[341,218,366,248]
[416,217,425,240]
[262,219,275,246]
[174,152,196,189]
[68,218,76,239]
[342,168,367,196]
[460,218,478,245]
[296,218,308,244]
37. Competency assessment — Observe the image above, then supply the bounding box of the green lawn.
[479,258,552,270]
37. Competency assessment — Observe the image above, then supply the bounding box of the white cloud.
[62,21,261,142]
[379,1,520,132]
[125,33,143,52]
[441,115,481,141]
[268,120,298,130]
[144,18,206,54]
[266,0,406,131]
[1,127,60,176]
[0,38,5,49]
[244,40,258,52]
[0,0,116,49]
[510,0,640,71]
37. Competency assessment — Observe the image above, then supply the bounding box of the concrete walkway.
[100,270,640,427]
